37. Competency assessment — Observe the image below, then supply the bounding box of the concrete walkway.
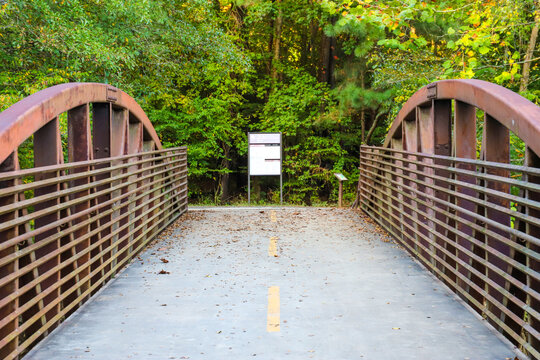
[25,208,519,360]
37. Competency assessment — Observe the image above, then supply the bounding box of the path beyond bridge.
[24,208,517,360]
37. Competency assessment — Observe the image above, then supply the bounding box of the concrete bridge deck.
[25,207,519,360]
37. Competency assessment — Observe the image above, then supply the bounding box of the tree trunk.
[267,20,274,76]
[329,36,337,88]
[520,4,539,92]
[318,17,337,86]
[365,111,385,145]
[271,0,283,82]
[309,20,319,77]
[319,33,331,83]
[360,110,366,143]
[300,27,309,66]
[220,145,231,203]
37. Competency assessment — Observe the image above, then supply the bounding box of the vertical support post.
[92,103,112,286]
[110,108,128,267]
[454,101,478,300]
[483,113,511,328]
[182,148,189,212]
[151,147,163,238]
[526,148,540,352]
[280,133,283,205]
[380,148,391,229]
[417,104,434,265]
[67,103,92,300]
[403,117,419,254]
[141,141,155,245]
[362,148,375,210]
[392,137,405,242]
[158,149,172,229]
[248,134,251,205]
[33,117,62,328]
[280,174,282,205]
[373,149,384,212]
[432,100,453,285]
[128,120,143,255]
[361,148,368,208]
[0,152,19,359]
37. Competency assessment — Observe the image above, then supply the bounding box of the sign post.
[334,173,348,208]
[248,132,282,204]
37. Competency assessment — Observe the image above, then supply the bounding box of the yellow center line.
[268,236,278,257]
[267,286,280,332]
[267,211,279,332]
[270,210,277,223]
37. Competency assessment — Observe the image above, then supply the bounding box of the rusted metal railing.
[0,83,188,359]
[360,79,540,359]
[0,148,187,359]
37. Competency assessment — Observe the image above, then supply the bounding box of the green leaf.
[447,27,455,35]
[479,46,490,55]
[414,37,427,47]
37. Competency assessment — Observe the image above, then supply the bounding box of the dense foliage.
[0,0,538,204]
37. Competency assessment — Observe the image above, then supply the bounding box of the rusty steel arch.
[0,82,162,167]
[0,83,188,359]
[359,79,540,359]
[384,79,540,157]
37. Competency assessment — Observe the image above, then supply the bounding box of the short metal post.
[280,173,283,205]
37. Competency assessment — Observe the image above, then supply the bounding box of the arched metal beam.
[0,83,162,164]
[384,79,540,156]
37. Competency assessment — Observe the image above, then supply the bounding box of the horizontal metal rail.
[0,147,188,360]
[360,145,540,359]
[360,153,540,248]
[359,171,540,306]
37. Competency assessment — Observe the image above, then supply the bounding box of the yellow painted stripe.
[268,236,278,257]
[270,210,277,223]
[267,286,280,332]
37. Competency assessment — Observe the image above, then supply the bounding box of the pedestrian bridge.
[0,81,539,359]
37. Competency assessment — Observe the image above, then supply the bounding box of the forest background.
[0,0,539,205]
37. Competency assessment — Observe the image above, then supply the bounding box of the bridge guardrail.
[360,79,540,358]
[0,81,188,359]
[360,144,540,358]
[0,147,187,359]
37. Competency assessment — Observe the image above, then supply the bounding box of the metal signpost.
[248,132,282,204]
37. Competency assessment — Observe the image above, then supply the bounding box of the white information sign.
[247,132,282,204]
[248,133,281,176]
